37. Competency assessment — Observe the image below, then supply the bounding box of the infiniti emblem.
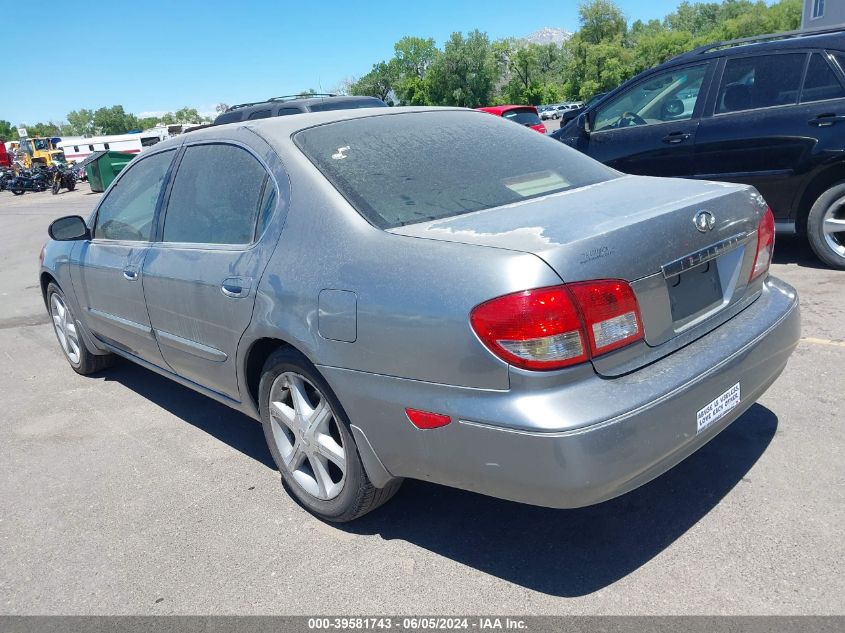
[693,210,716,233]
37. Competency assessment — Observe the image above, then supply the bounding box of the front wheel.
[11,189,24,196]
[47,283,114,375]
[807,182,845,269]
[52,180,60,195]
[258,347,401,522]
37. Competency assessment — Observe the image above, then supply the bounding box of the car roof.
[156,106,472,153]
[666,27,845,68]
[213,95,387,125]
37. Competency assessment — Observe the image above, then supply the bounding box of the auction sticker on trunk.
[697,383,741,434]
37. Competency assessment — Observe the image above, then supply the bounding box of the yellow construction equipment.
[16,137,65,168]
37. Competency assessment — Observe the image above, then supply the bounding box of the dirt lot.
[0,185,842,614]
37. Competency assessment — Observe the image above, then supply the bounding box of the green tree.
[349,61,399,103]
[137,116,162,130]
[427,30,498,107]
[65,109,95,136]
[392,36,439,105]
[0,119,17,141]
[578,0,627,45]
[92,105,139,134]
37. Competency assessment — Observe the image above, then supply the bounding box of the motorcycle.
[51,163,77,194]
[0,168,14,192]
[7,167,50,195]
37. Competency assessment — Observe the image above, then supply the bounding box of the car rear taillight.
[567,280,643,356]
[469,280,643,371]
[750,207,775,281]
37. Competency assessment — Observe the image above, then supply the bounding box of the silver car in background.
[40,107,800,522]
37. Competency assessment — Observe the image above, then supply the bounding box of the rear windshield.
[502,108,542,126]
[294,110,616,228]
[308,98,387,112]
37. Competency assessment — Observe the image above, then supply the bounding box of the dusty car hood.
[388,175,762,282]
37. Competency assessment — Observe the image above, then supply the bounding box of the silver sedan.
[39,107,800,521]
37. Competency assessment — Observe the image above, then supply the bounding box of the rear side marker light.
[750,206,775,281]
[405,408,451,429]
[470,280,644,371]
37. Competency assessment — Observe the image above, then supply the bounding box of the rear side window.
[248,109,272,120]
[801,53,845,103]
[94,150,174,241]
[309,99,387,112]
[717,53,805,113]
[162,144,270,245]
[502,108,542,127]
[294,111,616,229]
[276,107,302,116]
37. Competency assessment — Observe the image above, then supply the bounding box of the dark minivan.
[553,27,845,269]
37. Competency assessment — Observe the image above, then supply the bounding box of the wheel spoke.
[287,375,314,420]
[309,455,334,499]
[823,216,845,234]
[53,314,63,330]
[316,434,346,472]
[305,399,332,436]
[285,440,306,471]
[270,399,297,432]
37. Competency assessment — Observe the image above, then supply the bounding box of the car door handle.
[662,132,691,144]
[221,277,251,298]
[808,114,845,127]
[122,268,138,281]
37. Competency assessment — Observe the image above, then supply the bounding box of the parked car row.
[539,103,583,120]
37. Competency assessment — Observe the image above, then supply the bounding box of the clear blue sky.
[8,0,687,125]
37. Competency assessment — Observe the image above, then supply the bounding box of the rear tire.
[807,182,845,269]
[12,189,24,196]
[258,347,401,522]
[47,282,114,375]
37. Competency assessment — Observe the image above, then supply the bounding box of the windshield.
[294,110,616,229]
[33,139,51,151]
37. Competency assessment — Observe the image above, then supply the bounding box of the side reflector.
[405,408,451,429]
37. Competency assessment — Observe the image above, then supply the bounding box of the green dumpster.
[84,151,135,192]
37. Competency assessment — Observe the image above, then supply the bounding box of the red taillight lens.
[405,408,451,429]
[750,207,775,281]
[469,280,643,371]
[470,285,587,370]
[568,280,643,355]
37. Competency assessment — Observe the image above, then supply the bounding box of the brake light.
[568,280,643,355]
[469,280,643,371]
[750,207,775,281]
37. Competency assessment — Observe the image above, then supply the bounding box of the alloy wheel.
[822,195,845,259]
[50,293,81,364]
[268,372,347,500]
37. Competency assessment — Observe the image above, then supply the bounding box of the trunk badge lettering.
[694,210,716,233]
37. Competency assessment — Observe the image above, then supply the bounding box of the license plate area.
[667,260,723,323]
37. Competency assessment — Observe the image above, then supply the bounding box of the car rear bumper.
[319,277,800,508]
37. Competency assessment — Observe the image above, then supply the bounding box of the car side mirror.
[49,215,90,241]
[577,112,591,136]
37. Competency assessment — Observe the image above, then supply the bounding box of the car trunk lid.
[389,175,767,375]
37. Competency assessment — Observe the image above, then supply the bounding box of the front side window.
[162,144,269,245]
[94,150,174,241]
[294,110,616,229]
[593,64,707,132]
[801,53,845,103]
[717,53,805,114]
